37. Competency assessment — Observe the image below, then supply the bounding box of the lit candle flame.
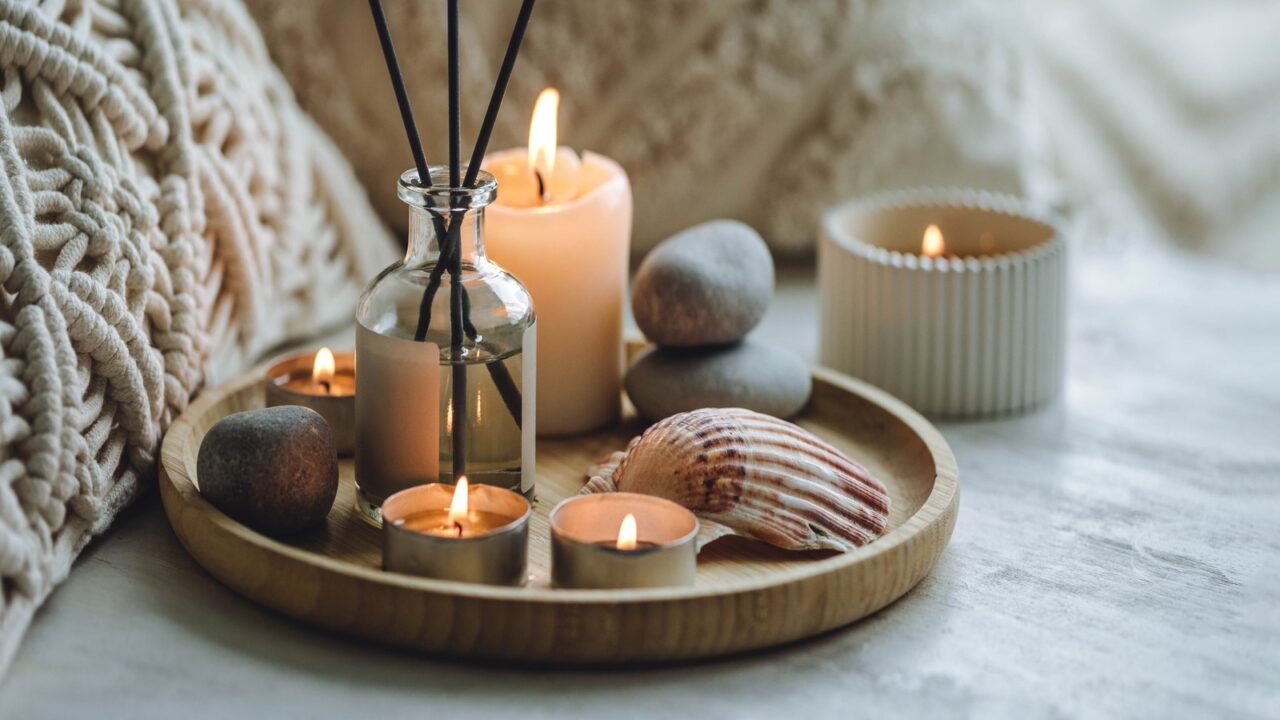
[616,513,638,551]
[922,224,944,258]
[313,347,336,394]
[447,476,469,535]
[528,87,559,201]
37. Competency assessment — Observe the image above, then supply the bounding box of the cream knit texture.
[0,0,392,674]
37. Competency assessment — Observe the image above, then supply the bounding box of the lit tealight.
[264,347,356,455]
[313,347,336,394]
[922,224,945,258]
[616,513,638,551]
[381,481,531,586]
[447,476,469,534]
[550,493,698,589]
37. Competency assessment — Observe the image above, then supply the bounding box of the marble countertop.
[2,242,1276,719]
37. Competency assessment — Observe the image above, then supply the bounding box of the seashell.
[585,408,890,552]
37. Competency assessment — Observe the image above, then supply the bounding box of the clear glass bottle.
[354,167,536,525]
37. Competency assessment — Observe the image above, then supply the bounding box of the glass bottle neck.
[405,204,488,268]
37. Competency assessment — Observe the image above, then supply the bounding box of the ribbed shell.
[585,408,890,552]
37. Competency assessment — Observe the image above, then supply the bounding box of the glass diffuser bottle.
[355,167,536,525]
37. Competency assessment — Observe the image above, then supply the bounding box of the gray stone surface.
[4,248,1278,719]
[197,406,338,536]
[625,341,811,420]
[632,220,774,346]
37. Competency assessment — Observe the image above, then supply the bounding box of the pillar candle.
[483,104,631,436]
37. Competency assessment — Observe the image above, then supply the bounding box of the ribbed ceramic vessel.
[818,188,1066,417]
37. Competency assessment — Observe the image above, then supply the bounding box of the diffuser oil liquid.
[438,347,530,494]
[353,324,535,526]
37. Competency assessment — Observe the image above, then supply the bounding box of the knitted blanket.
[0,0,393,674]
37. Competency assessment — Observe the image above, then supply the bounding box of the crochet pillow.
[247,0,1046,256]
[0,0,393,673]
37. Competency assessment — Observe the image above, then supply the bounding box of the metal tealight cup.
[382,483,530,587]
[263,350,356,456]
[550,493,698,589]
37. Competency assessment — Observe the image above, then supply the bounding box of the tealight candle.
[264,347,356,455]
[484,87,632,436]
[550,493,698,589]
[382,478,530,586]
[818,188,1066,417]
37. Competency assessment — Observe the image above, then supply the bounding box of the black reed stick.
[420,239,523,427]
[368,0,430,190]
[369,0,458,333]
[445,0,467,480]
[413,0,538,338]
[447,0,462,191]
[410,0,537,435]
[368,0,523,440]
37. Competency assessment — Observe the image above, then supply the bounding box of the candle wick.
[319,379,331,395]
[452,522,463,538]
[533,168,549,204]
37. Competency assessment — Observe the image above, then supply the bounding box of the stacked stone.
[625,221,812,421]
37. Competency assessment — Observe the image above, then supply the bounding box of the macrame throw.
[0,0,392,674]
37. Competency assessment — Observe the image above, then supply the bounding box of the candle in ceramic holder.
[382,477,530,586]
[550,493,698,589]
[264,347,356,455]
[818,188,1066,417]
[484,88,632,436]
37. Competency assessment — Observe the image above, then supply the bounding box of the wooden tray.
[159,360,958,664]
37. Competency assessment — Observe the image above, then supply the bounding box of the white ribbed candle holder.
[818,188,1066,417]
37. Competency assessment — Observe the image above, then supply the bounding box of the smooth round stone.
[625,341,812,420]
[197,405,338,537]
[632,220,774,347]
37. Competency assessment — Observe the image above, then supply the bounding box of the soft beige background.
[248,0,1280,267]
[246,0,1038,256]
[1033,0,1280,268]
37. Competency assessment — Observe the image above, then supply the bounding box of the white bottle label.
[521,322,536,494]
[355,323,440,499]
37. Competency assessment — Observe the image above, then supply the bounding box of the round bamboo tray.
[160,358,959,664]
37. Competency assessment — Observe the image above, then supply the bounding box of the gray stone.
[632,220,774,347]
[197,405,338,536]
[624,341,811,420]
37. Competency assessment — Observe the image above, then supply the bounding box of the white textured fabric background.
[1034,0,1280,268]
[0,0,393,675]
[248,0,1280,267]
[247,0,1043,256]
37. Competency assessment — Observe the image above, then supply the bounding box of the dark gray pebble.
[197,405,338,536]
